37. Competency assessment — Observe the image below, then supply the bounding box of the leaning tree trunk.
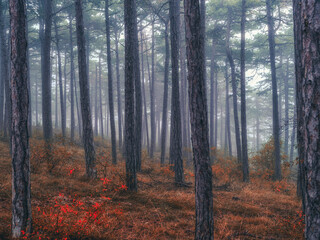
[226,9,241,163]
[105,0,117,164]
[266,0,281,180]
[75,0,97,179]
[184,0,214,238]
[240,0,249,182]
[124,0,137,191]
[293,0,320,238]
[10,0,32,236]
[169,0,184,184]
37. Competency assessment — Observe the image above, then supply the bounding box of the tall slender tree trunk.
[115,29,122,149]
[124,0,138,191]
[75,0,96,179]
[94,65,98,136]
[69,13,75,141]
[105,0,117,165]
[184,0,214,238]
[54,18,66,138]
[240,0,249,182]
[169,0,184,184]
[266,0,281,180]
[149,19,156,159]
[98,55,104,139]
[284,58,289,156]
[293,1,320,238]
[224,60,232,156]
[226,9,241,162]
[10,0,32,236]
[209,39,215,149]
[41,0,53,142]
[214,71,218,148]
[160,23,170,165]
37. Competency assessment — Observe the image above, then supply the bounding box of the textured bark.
[0,0,8,134]
[41,0,52,141]
[75,0,96,179]
[54,18,66,138]
[266,0,281,180]
[69,13,75,141]
[289,108,296,164]
[124,0,137,191]
[293,0,320,238]
[209,39,215,149]
[105,0,117,165]
[169,0,184,184]
[115,29,122,149]
[184,0,214,238]
[74,73,82,139]
[10,0,32,236]
[284,59,289,156]
[160,24,170,165]
[240,0,249,182]
[226,9,241,163]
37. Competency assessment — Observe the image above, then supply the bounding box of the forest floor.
[0,137,304,239]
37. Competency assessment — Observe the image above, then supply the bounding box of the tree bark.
[69,12,75,141]
[10,0,32,236]
[124,0,137,191]
[169,0,184,184]
[115,28,122,149]
[41,0,52,141]
[94,65,98,136]
[266,0,281,180]
[98,55,104,139]
[184,0,214,238]
[75,0,96,179]
[293,0,320,238]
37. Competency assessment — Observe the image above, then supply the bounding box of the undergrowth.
[0,137,304,239]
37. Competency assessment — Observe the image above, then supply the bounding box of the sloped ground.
[0,139,304,239]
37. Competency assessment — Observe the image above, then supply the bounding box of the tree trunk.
[226,9,241,163]
[105,0,117,164]
[293,0,320,238]
[75,0,97,179]
[94,65,98,136]
[98,55,104,139]
[160,23,170,165]
[149,20,156,159]
[214,71,218,148]
[10,0,32,236]
[266,0,281,180]
[169,0,184,184]
[209,39,215,150]
[54,18,66,138]
[41,0,52,141]
[224,60,232,156]
[240,0,249,182]
[184,0,214,238]
[284,58,289,156]
[69,13,75,141]
[124,0,137,191]
[115,29,122,149]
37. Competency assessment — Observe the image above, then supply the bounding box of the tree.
[41,0,53,141]
[124,0,137,191]
[184,0,214,238]
[266,0,281,180]
[10,0,32,237]
[169,0,184,184]
[293,0,320,238]
[240,0,249,182]
[75,0,97,179]
[105,0,117,164]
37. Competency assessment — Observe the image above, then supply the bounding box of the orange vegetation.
[0,138,303,239]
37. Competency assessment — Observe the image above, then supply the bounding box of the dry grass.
[0,139,304,239]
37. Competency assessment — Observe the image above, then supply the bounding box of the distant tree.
[184,0,214,238]
[75,0,97,179]
[105,0,117,164]
[124,0,137,191]
[293,0,320,239]
[10,0,32,237]
[266,0,281,180]
[169,0,184,184]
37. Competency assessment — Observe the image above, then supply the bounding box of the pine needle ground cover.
[0,140,303,239]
